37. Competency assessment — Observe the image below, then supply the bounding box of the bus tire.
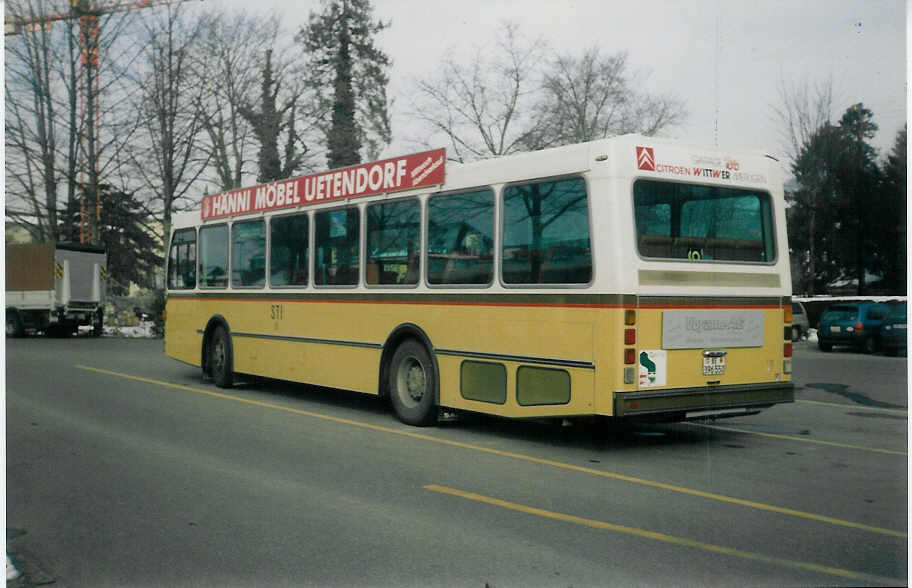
[210,326,234,388]
[389,339,437,427]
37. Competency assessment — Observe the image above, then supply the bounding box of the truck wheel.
[388,339,437,426]
[210,326,234,388]
[6,312,23,338]
[92,310,103,337]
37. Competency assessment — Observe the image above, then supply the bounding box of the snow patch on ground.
[79,321,158,338]
[795,296,906,303]
[7,555,20,581]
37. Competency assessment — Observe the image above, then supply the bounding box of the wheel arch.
[200,314,232,375]
[379,323,439,404]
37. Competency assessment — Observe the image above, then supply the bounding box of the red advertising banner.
[201,148,446,220]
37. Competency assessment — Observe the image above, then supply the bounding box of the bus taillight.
[623,308,636,365]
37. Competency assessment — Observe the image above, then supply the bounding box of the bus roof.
[174,135,779,230]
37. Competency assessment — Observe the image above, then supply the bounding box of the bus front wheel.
[210,326,234,388]
[389,340,437,426]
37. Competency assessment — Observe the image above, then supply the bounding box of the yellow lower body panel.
[164,295,614,419]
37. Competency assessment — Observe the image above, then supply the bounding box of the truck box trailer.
[6,242,107,337]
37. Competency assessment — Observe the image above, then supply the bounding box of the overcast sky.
[223,0,907,168]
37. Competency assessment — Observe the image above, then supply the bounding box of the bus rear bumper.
[613,382,794,420]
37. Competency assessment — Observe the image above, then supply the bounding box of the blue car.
[817,302,891,353]
[881,304,907,357]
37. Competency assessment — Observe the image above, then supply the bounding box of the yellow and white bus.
[165,135,794,426]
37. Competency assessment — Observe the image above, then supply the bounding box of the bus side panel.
[232,335,380,394]
[428,305,596,418]
[194,298,379,395]
[169,296,602,416]
[165,297,201,366]
[436,356,596,418]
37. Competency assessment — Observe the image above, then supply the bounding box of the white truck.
[6,243,107,337]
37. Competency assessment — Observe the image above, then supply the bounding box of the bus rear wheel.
[389,340,437,426]
[210,326,234,388]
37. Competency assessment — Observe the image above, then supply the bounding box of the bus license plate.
[703,355,726,376]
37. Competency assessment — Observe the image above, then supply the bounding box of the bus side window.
[366,199,420,286]
[232,219,266,288]
[199,224,228,288]
[314,208,360,286]
[427,189,494,286]
[168,228,197,289]
[502,177,592,284]
[270,213,309,287]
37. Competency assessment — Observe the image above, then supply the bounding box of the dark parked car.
[817,302,891,353]
[881,304,907,356]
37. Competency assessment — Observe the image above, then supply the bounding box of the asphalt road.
[6,336,908,587]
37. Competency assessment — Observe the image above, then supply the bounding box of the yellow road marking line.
[424,484,901,586]
[74,364,907,539]
[687,422,907,456]
[796,399,908,415]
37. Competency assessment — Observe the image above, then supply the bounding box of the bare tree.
[410,22,546,162]
[774,75,835,295]
[525,48,686,150]
[238,48,312,183]
[411,25,685,161]
[5,1,75,242]
[774,75,834,167]
[131,2,210,244]
[195,11,277,191]
[5,0,141,243]
[193,11,319,191]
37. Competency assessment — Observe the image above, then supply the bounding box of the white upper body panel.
[171,135,790,298]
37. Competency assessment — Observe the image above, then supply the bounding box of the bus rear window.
[634,180,775,263]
